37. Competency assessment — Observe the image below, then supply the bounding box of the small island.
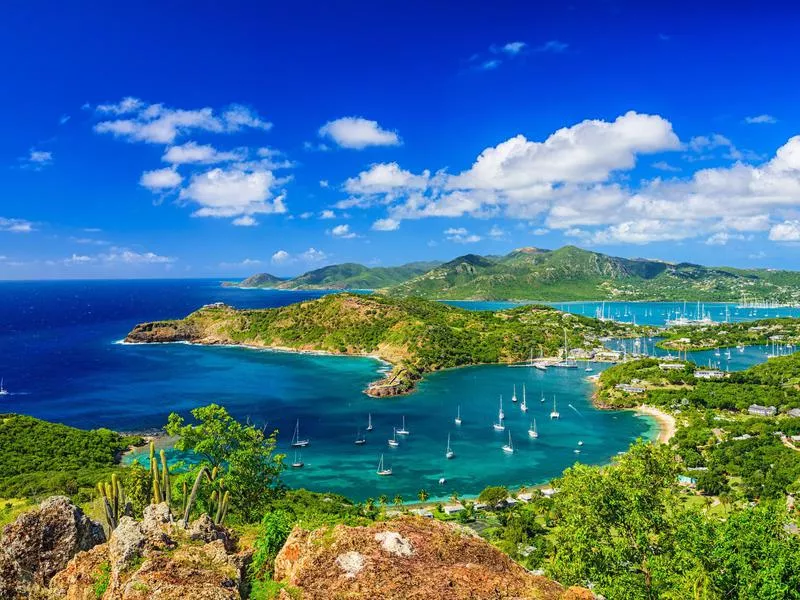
[125,293,647,397]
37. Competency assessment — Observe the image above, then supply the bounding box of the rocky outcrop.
[0,496,106,599]
[50,502,250,600]
[273,516,592,600]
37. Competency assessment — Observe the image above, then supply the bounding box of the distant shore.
[634,405,676,444]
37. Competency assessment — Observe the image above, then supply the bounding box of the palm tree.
[364,497,375,513]
[379,494,388,507]
[393,494,403,507]
[450,491,460,504]
[418,489,429,502]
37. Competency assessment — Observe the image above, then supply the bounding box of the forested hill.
[125,293,643,396]
[226,246,800,302]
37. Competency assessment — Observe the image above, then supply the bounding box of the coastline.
[634,404,676,444]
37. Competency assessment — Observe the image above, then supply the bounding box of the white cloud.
[319,209,336,219]
[744,114,777,124]
[139,167,183,191]
[535,40,568,53]
[21,149,53,169]
[319,117,400,149]
[94,98,271,144]
[705,232,745,246]
[480,59,501,70]
[328,224,357,239]
[445,227,481,243]
[103,249,174,264]
[488,225,506,238]
[372,218,400,231]
[500,41,526,55]
[232,215,258,227]
[344,162,430,195]
[271,250,290,264]
[162,141,245,165]
[59,114,71,125]
[271,248,328,265]
[652,161,681,172]
[319,179,329,188]
[299,212,314,219]
[179,167,287,223]
[300,248,327,262]
[533,228,549,235]
[769,220,800,242]
[0,217,34,233]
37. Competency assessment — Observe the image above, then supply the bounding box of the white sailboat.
[388,427,399,448]
[578,440,584,446]
[493,415,505,432]
[0,379,7,396]
[498,395,504,420]
[291,451,304,468]
[511,384,518,403]
[366,413,373,432]
[528,419,538,439]
[291,419,310,447]
[540,390,545,403]
[397,416,409,436]
[550,396,560,420]
[502,430,514,454]
[445,433,455,459]
[454,405,462,425]
[376,454,392,476]
[520,384,528,412]
[355,429,366,445]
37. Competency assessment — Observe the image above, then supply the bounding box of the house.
[473,502,487,511]
[787,408,800,418]
[615,383,646,393]
[731,434,752,441]
[410,508,433,518]
[505,497,519,507]
[659,362,685,371]
[540,487,556,498]
[517,492,533,503]
[748,404,777,417]
[695,369,725,379]
[442,504,464,515]
[677,475,697,487]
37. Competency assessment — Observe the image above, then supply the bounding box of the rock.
[108,517,145,570]
[0,496,105,598]
[187,514,234,552]
[274,516,591,600]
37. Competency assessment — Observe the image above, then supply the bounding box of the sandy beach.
[635,405,676,444]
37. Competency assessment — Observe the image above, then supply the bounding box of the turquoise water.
[447,300,800,325]
[124,352,653,501]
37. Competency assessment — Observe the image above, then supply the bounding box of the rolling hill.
[226,246,800,302]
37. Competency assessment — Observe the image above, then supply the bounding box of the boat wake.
[567,403,583,417]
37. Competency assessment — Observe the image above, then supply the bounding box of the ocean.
[0,280,781,500]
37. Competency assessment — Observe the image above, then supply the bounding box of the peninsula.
[125,293,645,396]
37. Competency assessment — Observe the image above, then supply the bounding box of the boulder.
[274,516,591,600]
[0,496,105,598]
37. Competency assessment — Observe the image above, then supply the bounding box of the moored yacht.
[550,396,560,420]
[376,454,392,476]
[291,419,310,447]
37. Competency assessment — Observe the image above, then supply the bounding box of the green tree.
[548,441,682,599]
[378,494,388,507]
[393,494,403,507]
[417,489,429,502]
[166,404,285,522]
[478,485,509,507]
[123,460,152,518]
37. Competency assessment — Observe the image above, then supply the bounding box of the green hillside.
[126,293,643,396]
[388,246,800,301]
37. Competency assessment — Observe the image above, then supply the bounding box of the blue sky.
[2,0,800,279]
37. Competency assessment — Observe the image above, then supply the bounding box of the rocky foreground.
[1,497,592,600]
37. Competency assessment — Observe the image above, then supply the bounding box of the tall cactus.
[214,490,230,525]
[98,473,126,530]
[182,466,211,524]
[160,449,171,509]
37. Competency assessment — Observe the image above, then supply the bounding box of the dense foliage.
[660,318,800,352]
[0,414,141,499]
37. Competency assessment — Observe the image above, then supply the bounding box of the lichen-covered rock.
[0,496,105,598]
[274,516,591,600]
[187,513,234,551]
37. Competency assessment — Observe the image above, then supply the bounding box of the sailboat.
[291,419,310,447]
[0,379,8,396]
[511,384,518,403]
[376,454,392,476]
[355,429,366,445]
[502,430,514,454]
[366,413,373,432]
[520,384,528,412]
[454,405,462,425]
[291,451,304,468]
[445,433,455,459]
[540,390,545,403]
[397,416,410,436]
[555,329,578,368]
[493,415,505,432]
[528,419,538,439]
[498,395,505,420]
[578,440,584,446]
[550,396,560,420]
[388,427,399,448]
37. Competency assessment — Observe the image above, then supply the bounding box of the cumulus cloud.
[744,114,777,124]
[271,250,290,264]
[535,40,568,53]
[480,59,501,70]
[500,41,526,55]
[179,167,287,222]
[93,97,271,144]
[271,248,328,265]
[20,149,53,170]
[344,162,431,195]
[0,217,34,233]
[769,220,800,242]
[488,225,506,238]
[232,215,258,227]
[162,141,246,165]
[445,227,481,243]
[139,167,183,191]
[319,117,400,149]
[652,161,681,172]
[372,218,400,231]
[319,209,336,219]
[328,224,357,239]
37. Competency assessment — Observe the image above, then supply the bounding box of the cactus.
[98,474,127,530]
[160,449,171,509]
[214,490,230,525]
[181,481,188,516]
[182,466,211,524]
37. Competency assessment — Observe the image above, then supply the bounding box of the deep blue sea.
[0,281,785,501]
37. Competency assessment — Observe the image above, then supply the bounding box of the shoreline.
[633,405,676,444]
